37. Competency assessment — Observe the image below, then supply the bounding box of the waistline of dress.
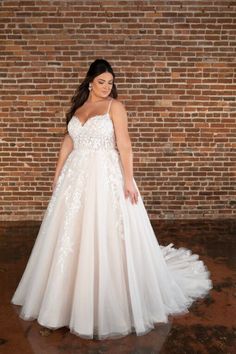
[72,148,119,153]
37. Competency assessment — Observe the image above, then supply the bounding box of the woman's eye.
[98,81,113,85]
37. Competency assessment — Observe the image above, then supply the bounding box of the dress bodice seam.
[72,112,112,127]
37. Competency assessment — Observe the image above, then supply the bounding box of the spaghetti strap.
[107,98,113,114]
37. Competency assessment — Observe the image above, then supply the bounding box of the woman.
[11,58,213,340]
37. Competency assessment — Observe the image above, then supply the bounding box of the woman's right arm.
[52,133,74,191]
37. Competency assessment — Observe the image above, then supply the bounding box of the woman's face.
[91,72,114,98]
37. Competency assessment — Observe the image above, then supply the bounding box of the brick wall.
[0,0,235,220]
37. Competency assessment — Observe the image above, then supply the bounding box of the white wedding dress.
[11,98,213,340]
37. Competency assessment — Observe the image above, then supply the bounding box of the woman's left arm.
[110,100,139,204]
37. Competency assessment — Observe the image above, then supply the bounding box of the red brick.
[0,0,235,220]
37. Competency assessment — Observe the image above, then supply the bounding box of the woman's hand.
[124,179,139,204]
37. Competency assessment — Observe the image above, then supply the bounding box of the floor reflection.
[0,219,235,353]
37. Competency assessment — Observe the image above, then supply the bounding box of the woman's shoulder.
[110,98,126,111]
[109,98,127,121]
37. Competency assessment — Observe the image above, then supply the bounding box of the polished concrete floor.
[0,219,235,354]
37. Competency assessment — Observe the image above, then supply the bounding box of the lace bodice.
[68,98,117,151]
[68,113,117,151]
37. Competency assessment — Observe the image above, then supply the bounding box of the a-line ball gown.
[11,98,213,340]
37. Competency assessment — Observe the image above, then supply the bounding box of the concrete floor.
[0,219,235,354]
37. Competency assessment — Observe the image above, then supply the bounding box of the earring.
[89,83,92,91]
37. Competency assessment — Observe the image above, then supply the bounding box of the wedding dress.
[11,98,213,340]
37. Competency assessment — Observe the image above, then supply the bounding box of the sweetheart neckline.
[72,112,111,127]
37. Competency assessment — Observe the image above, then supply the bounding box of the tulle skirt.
[11,148,213,339]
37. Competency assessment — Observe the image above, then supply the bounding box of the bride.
[11,58,213,340]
